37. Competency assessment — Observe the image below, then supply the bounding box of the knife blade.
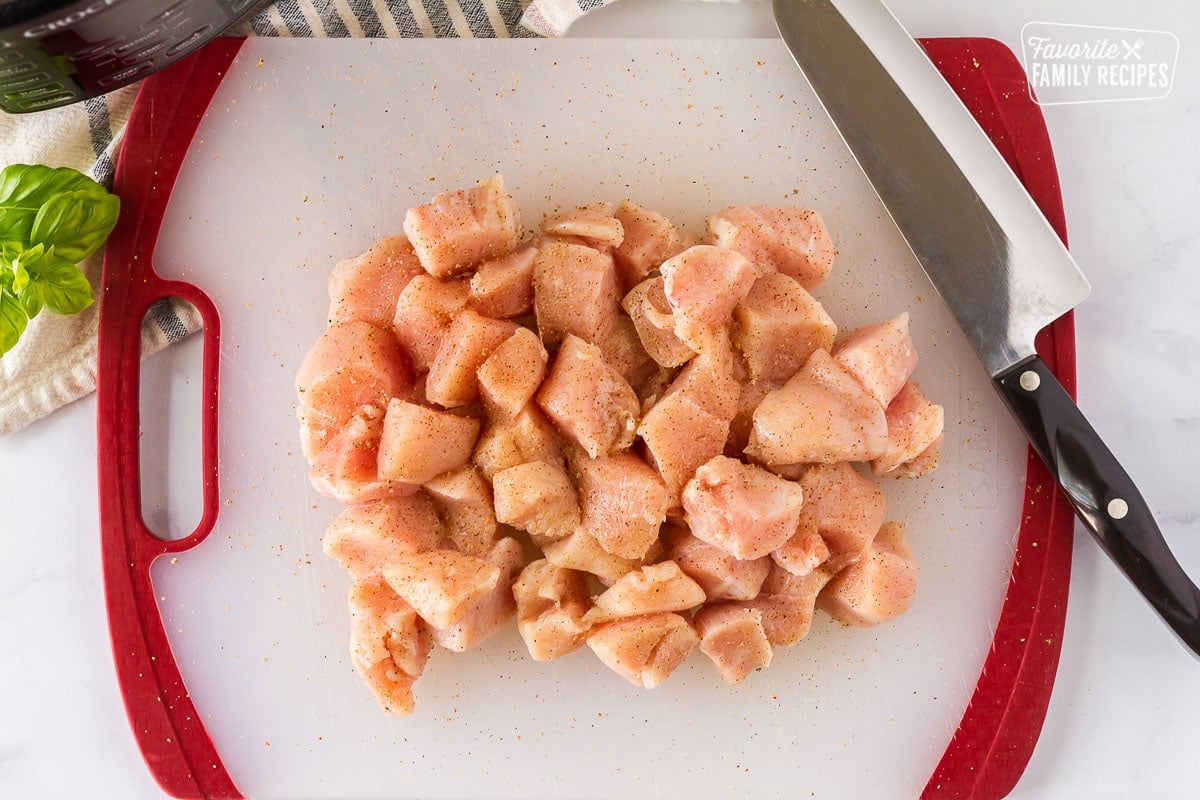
[774,0,1200,656]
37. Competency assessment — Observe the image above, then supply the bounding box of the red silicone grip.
[96,39,245,800]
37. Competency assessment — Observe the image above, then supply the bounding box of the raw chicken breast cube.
[532,241,621,345]
[382,548,501,629]
[818,522,917,626]
[476,327,548,421]
[296,321,414,460]
[327,235,424,330]
[833,313,918,408]
[732,272,837,384]
[576,452,670,560]
[540,202,625,249]
[513,559,592,661]
[469,245,538,319]
[377,399,480,485]
[871,380,944,477]
[746,348,888,465]
[392,274,471,373]
[348,580,431,716]
[665,525,771,602]
[587,612,699,689]
[543,529,641,584]
[425,310,519,408]
[622,276,695,369]
[745,564,835,646]
[661,245,758,352]
[771,526,830,577]
[423,466,498,558]
[536,334,640,459]
[472,406,565,480]
[638,388,730,507]
[694,605,772,685]
[584,562,706,625]
[707,206,835,288]
[895,435,942,478]
[682,456,805,561]
[403,175,522,279]
[493,461,581,546]
[596,313,659,396]
[323,495,442,581]
[660,333,741,421]
[309,405,419,504]
[725,377,780,457]
[430,537,525,652]
[613,200,688,291]
[796,462,886,571]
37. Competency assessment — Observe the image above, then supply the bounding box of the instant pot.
[0,0,256,113]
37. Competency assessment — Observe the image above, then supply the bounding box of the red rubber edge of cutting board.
[95,36,1074,800]
[97,38,246,800]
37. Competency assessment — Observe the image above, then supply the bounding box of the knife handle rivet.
[1019,370,1041,391]
[1107,498,1129,520]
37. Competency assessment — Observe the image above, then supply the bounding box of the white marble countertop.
[3,1,1198,797]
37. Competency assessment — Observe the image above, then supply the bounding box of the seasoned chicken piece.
[732,272,837,384]
[512,559,593,661]
[746,348,888,465]
[541,202,624,249]
[694,605,772,685]
[707,206,835,288]
[795,462,886,571]
[613,200,688,291]
[377,399,481,485]
[871,380,944,477]
[622,276,696,368]
[596,313,660,395]
[472,405,565,480]
[382,548,501,629]
[770,526,830,577]
[309,405,418,504]
[725,377,780,457]
[895,434,942,478]
[391,274,471,373]
[665,525,771,602]
[327,235,423,330]
[403,175,522,279]
[296,321,414,460]
[661,245,758,352]
[348,580,431,715]
[532,241,621,345]
[576,452,670,560]
[536,334,640,458]
[818,522,917,626]
[429,537,525,651]
[423,466,497,558]
[584,562,705,625]
[425,310,520,408]
[492,461,580,546]
[476,327,548,421]
[469,245,538,319]
[543,528,642,584]
[587,612,699,689]
[323,495,442,581]
[682,456,805,561]
[638,350,739,504]
[833,313,918,408]
[745,564,836,646]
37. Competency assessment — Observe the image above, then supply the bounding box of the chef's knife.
[774,0,1200,656]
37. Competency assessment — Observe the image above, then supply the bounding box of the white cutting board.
[152,38,1027,799]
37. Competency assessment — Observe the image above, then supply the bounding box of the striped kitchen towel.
[0,0,648,436]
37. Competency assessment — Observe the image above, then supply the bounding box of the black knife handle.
[994,356,1200,657]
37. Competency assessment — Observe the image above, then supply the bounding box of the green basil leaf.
[0,289,29,357]
[22,250,94,315]
[29,188,120,262]
[0,164,99,209]
[12,256,29,293]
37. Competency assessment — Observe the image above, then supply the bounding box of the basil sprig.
[0,164,120,356]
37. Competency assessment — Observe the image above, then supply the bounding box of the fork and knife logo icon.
[1121,38,1145,60]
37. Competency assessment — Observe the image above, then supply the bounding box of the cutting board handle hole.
[137,298,205,543]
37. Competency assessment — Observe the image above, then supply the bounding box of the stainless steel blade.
[774,0,1090,376]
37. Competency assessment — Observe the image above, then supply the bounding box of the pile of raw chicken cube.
[296,176,944,715]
